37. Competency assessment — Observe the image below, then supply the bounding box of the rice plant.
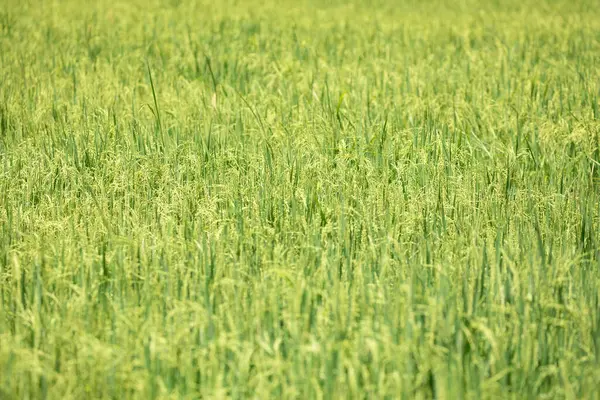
[1,0,599,398]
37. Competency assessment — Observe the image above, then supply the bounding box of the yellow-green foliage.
[1,0,600,398]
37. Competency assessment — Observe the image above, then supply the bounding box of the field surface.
[1,0,600,398]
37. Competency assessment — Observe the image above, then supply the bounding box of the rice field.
[1,0,600,398]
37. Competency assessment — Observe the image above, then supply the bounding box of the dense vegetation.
[1,0,600,398]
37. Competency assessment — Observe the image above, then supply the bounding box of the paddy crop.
[1,0,600,398]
